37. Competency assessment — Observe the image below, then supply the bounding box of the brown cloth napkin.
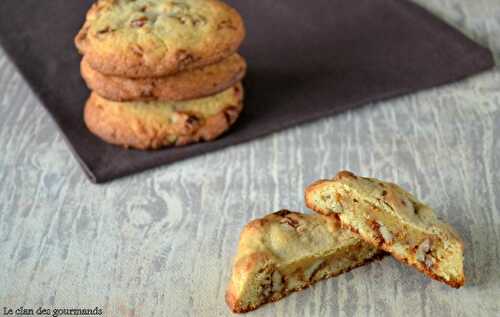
[0,0,493,183]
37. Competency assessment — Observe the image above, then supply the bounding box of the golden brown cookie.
[75,0,245,78]
[84,83,244,150]
[305,171,465,288]
[81,54,246,102]
[226,210,384,313]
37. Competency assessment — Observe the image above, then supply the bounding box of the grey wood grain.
[0,1,499,316]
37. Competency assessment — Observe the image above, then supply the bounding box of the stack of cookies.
[75,0,246,150]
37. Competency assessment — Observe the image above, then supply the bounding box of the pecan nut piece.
[131,16,148,28]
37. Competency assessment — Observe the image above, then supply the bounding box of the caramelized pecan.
[131,16,148,28]
[130,44,144,57]
[223,106,240,125]
[415,238,434,268]
[336,170,357,180]
[217,19,237,30]
[97,26,111,34]
[175,50,197,69]
[280,216,300,229]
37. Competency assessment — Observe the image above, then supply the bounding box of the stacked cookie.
[75,0,246,150]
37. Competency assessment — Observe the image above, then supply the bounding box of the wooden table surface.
[0,1,499,316]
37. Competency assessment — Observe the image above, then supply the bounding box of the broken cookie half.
[305,171,465,288]
[225,210,384,313]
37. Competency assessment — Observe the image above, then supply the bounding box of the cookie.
[84,83,243,150]
[75,0,245,78]
[81,53,246,102]
[305,171,465,288]
[225,210,384,313]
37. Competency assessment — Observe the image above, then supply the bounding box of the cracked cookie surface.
[75,0,245,78]
[225,210,383,313]
[84,83,243,150]
[305,171,465,288]
[81,53,246,102]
